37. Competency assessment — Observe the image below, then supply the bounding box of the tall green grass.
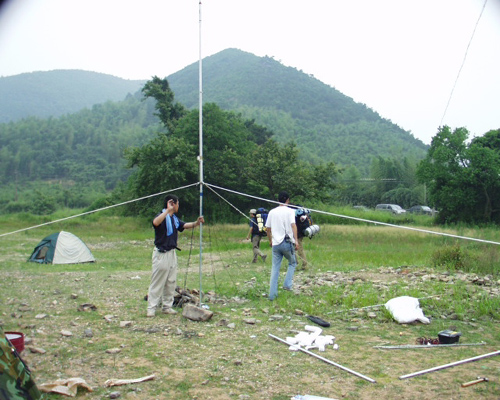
[1,213,500,399]
[1,213,499,320]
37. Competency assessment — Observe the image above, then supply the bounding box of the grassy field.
[1,213,499,399]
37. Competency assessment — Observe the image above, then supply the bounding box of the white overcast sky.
[0,0,499,145]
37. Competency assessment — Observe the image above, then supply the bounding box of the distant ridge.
[0,49,428,173]
[168,48,428,171]
[0,70,146,123]
[170,48,378,124]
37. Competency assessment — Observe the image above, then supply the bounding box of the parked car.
[375,204,406,214]
[407,205,433,215]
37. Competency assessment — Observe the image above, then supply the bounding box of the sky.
[0,0,499,145]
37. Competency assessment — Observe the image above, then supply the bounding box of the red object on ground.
[5,331,25,353]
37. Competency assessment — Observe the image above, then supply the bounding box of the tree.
[466,129,500,222]
[125,134,198,215]
[337,165,363,204]
[124,100,268,217]
[369,156,420,208]
[141,76,185,132]
[245,139,339,203]
[416,126,500,224]
[123,78,341,219]
[308,162,340,203]
[244,119,273,145]
[246,140,304,200]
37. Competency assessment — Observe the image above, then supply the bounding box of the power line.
[440,0,488,126]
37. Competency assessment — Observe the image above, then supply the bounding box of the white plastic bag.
[385,296,430,324]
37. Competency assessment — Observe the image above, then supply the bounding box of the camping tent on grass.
[28,231,95,264]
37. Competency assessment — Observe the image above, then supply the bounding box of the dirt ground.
[2,266,500,399]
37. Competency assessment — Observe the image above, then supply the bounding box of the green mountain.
[0,70,146,123]
[168,48,428,172]
[0,48,429,204]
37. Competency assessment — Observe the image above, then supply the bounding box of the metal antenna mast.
[197,0,204,307]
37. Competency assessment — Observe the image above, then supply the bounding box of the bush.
[2,201,31,214]
[431,244,471,272]
[31,192,56,215]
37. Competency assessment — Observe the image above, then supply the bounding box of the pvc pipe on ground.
[268,333,376,383]
[399,350,500,379]
[374,342,486,350]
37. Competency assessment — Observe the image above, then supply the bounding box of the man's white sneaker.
[146,310,155,318]
[162,308,177,315]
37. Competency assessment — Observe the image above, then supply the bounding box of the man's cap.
[278,191,290,203]
[250,209,257,214]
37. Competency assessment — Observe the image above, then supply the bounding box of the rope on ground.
[0,182,199,238]
[205,183,500,246]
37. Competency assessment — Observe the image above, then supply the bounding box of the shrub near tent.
[28,231,95,264]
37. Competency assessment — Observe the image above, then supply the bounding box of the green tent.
[28,231,95,264]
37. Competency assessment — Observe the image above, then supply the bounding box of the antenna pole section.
[198,0,204,307]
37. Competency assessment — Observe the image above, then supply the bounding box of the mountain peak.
[167,48,427,172]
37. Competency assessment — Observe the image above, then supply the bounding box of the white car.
[375,204,406,214]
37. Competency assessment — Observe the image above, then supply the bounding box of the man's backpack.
[255,207,268,236]
[295,206,320,238]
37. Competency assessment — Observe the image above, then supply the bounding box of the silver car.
[375,204,406,214]
[407,205,433,215]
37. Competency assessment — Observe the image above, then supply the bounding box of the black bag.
[307,315,331,327]
[295,207,312,238]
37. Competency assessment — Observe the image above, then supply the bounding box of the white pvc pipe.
[269,334,376,383]
[399,350,500,379]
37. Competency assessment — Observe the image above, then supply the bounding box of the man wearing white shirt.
[265,191,299,300]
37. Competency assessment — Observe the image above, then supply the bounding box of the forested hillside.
[168,48,428,172]
[0,92,160,212]
[0,70,145,123]
[0,48,433,214]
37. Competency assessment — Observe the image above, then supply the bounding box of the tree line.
[417,126,500,224]
[117,77,500,225]
[0,76,498,225]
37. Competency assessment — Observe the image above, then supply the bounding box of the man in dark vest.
[146,194,205,317]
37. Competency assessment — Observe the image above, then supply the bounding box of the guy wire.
[440,0,488,125]
[204,183,311,268]
[2,180,498,247]
[182,224,197,291]
[0,182,199,238]
[205,183,500,246]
